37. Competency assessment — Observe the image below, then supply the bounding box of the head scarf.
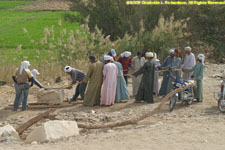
[31,69,40,78]
[19,61,30,75]
[185,46,192,51]
[170,49,175,54]
[146,52,154,58]
[197,54,205,63]
[121,51,131,58]
[104,55,112,61]
[109,49,117,57]
[64,66,72,73]
[153,52,160,61]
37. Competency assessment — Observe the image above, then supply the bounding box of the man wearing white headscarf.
[12,61,34,111]
[64,66,86,102]
[108,49,117,61]
[133,52,155,103]
[183,54,205,102]
[182,46,196,81]
[101,55,118,106]
[15,69,44,106]
[118,51,132,84]
[131,51,145,96]
[159,49,175,95]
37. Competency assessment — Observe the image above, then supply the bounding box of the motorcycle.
[214,77,225,112]
[167,70,194,111]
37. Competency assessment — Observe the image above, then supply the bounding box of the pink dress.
[101,63,118,105]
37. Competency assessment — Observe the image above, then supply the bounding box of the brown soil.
[0,63,224,150]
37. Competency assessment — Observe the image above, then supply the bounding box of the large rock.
[26,120,79,143]
[0,125,20,142]
[37,88,64,104]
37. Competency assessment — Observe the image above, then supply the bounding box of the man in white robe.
[182,46,196,81]
[131,51,145,96]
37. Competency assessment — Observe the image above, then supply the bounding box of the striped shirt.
[71,68,86,84]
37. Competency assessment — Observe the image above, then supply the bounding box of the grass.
[0,1,32,9]
[0,10,80,49]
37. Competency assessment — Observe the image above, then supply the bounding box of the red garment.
[118,57,132,75]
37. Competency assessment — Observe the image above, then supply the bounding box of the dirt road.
[0,63,224,150]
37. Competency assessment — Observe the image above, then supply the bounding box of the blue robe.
[114,62,130,102]
[167,57,182,94]
[159,56,174,95]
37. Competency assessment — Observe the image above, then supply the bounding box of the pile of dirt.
[14,0,71,11]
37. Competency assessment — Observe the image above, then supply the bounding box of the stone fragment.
[0,125,20,142]
[26,120,79,143]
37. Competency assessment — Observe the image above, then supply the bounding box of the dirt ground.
[0,63,224,150]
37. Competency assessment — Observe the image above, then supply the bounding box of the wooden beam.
[77,82,196,129]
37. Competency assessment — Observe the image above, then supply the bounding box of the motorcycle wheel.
[169,94,177,112]
[218,98,225,113]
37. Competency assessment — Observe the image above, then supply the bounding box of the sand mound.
[14,0,71,11]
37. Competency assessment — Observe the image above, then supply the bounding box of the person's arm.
[185,64,196,72]
[33,78,43,88]
[27,71,34,87]
[133,63,146,77]
[160,57,168,67]
[83,64,93,83]
[12,69,18,84]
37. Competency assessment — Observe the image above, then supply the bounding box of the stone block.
[26,120,79,143]
[37,89,64,104]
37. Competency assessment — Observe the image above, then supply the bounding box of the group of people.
[12,46,205,110]
[64,47,205,107]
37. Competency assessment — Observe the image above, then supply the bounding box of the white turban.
[197,54,205,63]
[146,52,154,58]
[104,55,112,61]
[20,61,30,75]
[121,51,131,58]
[31,69,40,78]
[64,66,72,73]
[109,49,117,57]
[170,49,175,54]
[185,46,192,51]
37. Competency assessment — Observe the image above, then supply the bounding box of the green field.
[0,10,80,49]
[0,1,81,64]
